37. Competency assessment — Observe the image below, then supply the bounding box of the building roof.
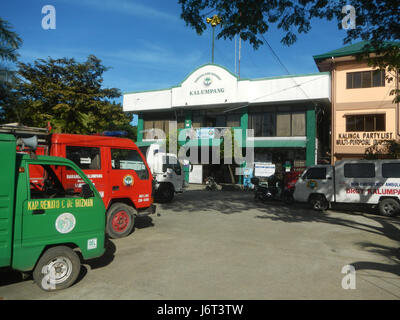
[313,40,400,62]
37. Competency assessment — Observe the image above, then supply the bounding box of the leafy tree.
[0,18,22,117]
[2,55,136,139]
[364,140,400,159]
[0,18,22,63]
[178,0,400,101]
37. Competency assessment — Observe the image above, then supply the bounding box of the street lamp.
[206,15,222,64]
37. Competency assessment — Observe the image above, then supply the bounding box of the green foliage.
[364,140,400,160]
[0,18,22,63]
[178,0,399,48]
[1,55,135,138]
[179,0,400,101]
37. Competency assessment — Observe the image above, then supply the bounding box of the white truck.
[140,144,186,203]
[293,159,400,216]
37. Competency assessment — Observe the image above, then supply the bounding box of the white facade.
[123,64,331,112]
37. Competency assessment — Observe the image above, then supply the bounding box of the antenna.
[238,34,242,78]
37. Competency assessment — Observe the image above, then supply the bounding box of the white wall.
[123,65,331,112]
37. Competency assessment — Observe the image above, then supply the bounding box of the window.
[346,70,385,89]
[344,163,375,178]
[226,114,241,127]
[111,148,149,180]
[382,163,400,178]
[66,146,101,170]
[276,113,291,136]
[162,156,182,175]
[303,167,327,180]
[346,114,386,132]
[291,112,306,136]
[29,164,92,199]
[248,109,306,137]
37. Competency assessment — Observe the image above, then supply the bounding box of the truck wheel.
[156,184,174,203]
[379,199,400,217]
[106,203,135,239]
[309,195,329,211]
[33,246,81,291]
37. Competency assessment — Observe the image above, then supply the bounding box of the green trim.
[305,108,316,166]
[124,87,172,95]
[135,140,155,147]
[179,63,239,84]
[246,72,330,82]
[137,118,144,143]
[252,139,307,148]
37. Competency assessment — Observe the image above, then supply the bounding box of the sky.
[1,0,352,126]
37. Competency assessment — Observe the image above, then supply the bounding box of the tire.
[106,203,135,239]
[379,198,400,217]
[309,195,329,211]
[156,184,174,203]
[33,246,81,291]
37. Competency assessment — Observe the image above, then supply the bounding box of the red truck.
[0,124,156,239]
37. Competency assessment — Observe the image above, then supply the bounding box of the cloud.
[60,0,180,24]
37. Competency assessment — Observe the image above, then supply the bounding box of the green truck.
[0,134,106,291]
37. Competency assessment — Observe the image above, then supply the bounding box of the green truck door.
[0,134,16,267]
[12,159,105,271]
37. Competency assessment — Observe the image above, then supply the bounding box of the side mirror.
[190,164,194,172]
[81,183,94,199]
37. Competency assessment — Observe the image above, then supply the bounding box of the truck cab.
[0,134,105,291]
[142,144,185,203]
[293,165,334,210]
[49,133,156,239]
[0,125,156,239]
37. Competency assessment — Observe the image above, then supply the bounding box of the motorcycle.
[205,176,218,191]
[251,175,294,204]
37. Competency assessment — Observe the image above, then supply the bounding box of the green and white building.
[123,64,331,184]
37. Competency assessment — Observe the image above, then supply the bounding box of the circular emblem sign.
[203,77,212,87]
[55,213,76,234]
[123,174,134,186]
[307,180,318,190]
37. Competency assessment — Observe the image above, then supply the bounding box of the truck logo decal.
[123,174,134,186]
[307,180,318,190]
[28,198,94,210]
[55,213,76,234]
[87,238,98,250]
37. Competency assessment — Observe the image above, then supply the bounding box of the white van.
[293,160,400,216]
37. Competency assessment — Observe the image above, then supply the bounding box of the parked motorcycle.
[205,176,218,191]
[251,176,294,204]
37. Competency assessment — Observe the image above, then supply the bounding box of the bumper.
[136,204,156,217]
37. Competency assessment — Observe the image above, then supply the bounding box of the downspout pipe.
[397,68,400,138]
[331,57,335,165]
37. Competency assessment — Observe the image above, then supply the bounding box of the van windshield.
[111,148,149,180]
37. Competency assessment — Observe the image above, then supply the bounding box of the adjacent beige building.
[314,41,400,163]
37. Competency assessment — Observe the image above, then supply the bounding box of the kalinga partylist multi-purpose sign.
[336,132,394,146]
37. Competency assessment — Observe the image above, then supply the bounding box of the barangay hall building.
[123,41,400,184]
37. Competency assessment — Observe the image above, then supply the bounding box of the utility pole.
[206,15,222,64]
